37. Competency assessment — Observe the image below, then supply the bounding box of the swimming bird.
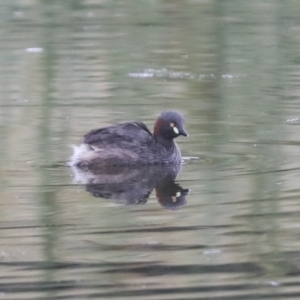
[70,111,188,169]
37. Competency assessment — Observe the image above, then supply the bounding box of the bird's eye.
[170,122,179,134]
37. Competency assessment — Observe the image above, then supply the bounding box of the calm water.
[1,1,300,299]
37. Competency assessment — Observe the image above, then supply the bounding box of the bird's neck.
[154,135,175,149]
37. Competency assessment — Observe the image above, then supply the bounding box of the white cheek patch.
[173,126,179,134]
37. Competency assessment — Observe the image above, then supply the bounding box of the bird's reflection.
[71,163,189,210]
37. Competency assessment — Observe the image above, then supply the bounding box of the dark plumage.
[70,111,188,168]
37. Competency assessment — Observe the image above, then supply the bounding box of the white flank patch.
[68,144,90,167]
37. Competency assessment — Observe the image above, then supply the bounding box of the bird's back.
[80,121,164,167]
[84,121,153,150]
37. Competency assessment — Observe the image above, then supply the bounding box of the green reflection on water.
[0,0,300,299]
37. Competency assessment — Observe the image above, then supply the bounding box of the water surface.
[1,1,300,299]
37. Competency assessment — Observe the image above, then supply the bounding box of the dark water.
[1,1,300,299]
